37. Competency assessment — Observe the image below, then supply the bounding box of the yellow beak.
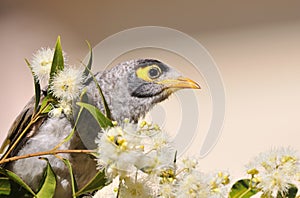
[157,77,200,89]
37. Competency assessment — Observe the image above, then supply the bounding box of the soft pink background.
[1,1,300,180]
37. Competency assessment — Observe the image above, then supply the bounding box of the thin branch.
[0,149,95,164]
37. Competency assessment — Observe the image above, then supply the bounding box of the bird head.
[96,59,200,122]
[128,59,200,101]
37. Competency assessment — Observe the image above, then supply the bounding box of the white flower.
[30,47,54,83]
[95,173,156,198]
[48,107,63,118]
[93,177,119,198]
[181,157,199,172]
[95,120,175,179]
[207,171,230,198]
[50,67,85,102]
[94,175,154,198]
[246,147,300,197]
[48,101,72,118]
[95,126,144,179]
[176,170,209,198]
[150,131,170,150]
[119,177,153,198]
[158,183,176,198]
[138,147,176,175]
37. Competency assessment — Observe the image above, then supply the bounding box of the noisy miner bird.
[1,59,200,197]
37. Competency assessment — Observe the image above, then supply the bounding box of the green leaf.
[75,170,108,196]
[25,58,41,115]
[81,42,111,119]
[229,179,259,198]
[0,168,36,196]
[36,158,57,198]
[76,102,113,129]
[61,158,77,198]
[0,176,11,195]
[48,36,64,95]
[277,184,298,198]
[40,95,56,114]
[83,40,93,77]
[84,66,112,120]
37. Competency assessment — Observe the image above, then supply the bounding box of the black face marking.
[131,82,164,98]
[136,59,169,73]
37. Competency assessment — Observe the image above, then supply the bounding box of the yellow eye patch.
[136,65,162,82]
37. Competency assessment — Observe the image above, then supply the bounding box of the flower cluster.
[94,119,300,198]
[246,147,300,197]
[95,120,175,180]
[94,121,231,197]
[29,47,85,118]
[161,157,230,198]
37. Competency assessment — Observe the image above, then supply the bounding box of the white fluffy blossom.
[48,101,72,118]
[207,171,230,198]
[246,147,300,197]
[95,121,176,180]
[182,157,199,172]
[50,67,85,102]
[175,170,230,198]
[93,176,154,198]
[93,177,119,198]
[95,125,143,179]
[30,47,55,83]
[174,158,230,198]
[119,177,153,198]
[158,183,176,198]
[94,121,231,198]
[177,170,209,198]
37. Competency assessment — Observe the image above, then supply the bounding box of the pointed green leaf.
[40,95,56,114]
[84,66,112,119]
[80,43,111,119]
[76,102,113,129]
[229,179,259,198]
[83,41,93,77]
[62,158,77,198]
[48,36,64,95]
[36,158,57,198]
[0,168,36,196]
[277,184,298,198]
[25,58,41,115]
[0,176,11,195]
[75,170,108,196]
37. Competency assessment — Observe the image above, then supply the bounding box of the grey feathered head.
[93,59,200,123]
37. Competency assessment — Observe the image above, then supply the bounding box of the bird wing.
[0,94,47,161]
[0,71,105,160]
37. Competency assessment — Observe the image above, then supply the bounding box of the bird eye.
[148,67,161,79]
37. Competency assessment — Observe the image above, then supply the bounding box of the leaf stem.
[0,149,94,164]
[238,188,251,198]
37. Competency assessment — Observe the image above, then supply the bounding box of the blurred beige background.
[1,0,300,180]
